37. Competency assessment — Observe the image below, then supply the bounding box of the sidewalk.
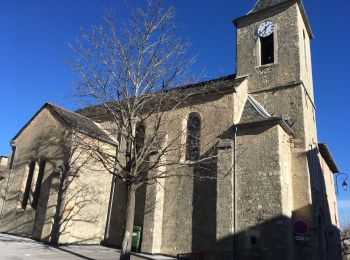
[0,233,175,260]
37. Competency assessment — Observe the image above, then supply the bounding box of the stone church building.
[0,0,342,259]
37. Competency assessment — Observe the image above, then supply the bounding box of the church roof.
[77,74,244,119]
[47,103,117,145]
[12,103,117,146]
[237,95,293,135]
[234,0,313,39]
[239,95,271,123]
[249,0,292,14]
[318,143,340,173]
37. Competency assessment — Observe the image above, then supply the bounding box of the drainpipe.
[104,135,121,243]
[0,145,16,225]
[232,126,237,260]
[104,175,116,243]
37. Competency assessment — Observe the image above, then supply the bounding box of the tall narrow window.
[186,114,201,161]
[22,161,36,209]
[32,160,46,209]
[31,163,40,195]
[260,34,274,65]
[9,146,16,170]
[135,123,145,155]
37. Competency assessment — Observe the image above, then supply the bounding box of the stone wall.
[103,87,239,255]
[235,0,319,219]
[0,108,66,240]
[235,124,293,260]
[0,108,114,245]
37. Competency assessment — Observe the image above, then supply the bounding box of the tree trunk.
[120,184,136,260]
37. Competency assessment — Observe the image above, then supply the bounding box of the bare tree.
[341,224,350,257]
[67,1,223,259]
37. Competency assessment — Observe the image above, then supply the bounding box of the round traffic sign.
[293,219,309,236]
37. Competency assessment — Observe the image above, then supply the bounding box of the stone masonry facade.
[0,0,342,259]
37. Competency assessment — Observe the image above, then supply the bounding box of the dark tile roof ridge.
[318,143,340,173]
[75,74,239,114]
[234,0,313,39]
[248,0,293,14]
[12,102,116,146]
[45,102,96,124]
[172,74,237,91]
[46,103,117,145]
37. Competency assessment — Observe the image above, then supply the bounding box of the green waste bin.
[132,226,142,251]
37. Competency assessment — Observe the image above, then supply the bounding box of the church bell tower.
[233,0,317,146]
[234,0,314,99]
[233,1,324,259]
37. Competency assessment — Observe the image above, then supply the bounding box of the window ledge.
[255,63,277,70]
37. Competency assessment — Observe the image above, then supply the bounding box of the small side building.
[0,103,117,244]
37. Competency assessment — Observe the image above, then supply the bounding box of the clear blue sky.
[1,1,349,225]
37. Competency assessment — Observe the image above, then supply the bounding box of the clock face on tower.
[257,21,274,37]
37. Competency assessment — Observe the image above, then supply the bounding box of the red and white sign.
[293,219,309,236]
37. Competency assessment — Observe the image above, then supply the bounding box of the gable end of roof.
[12,103,117,146]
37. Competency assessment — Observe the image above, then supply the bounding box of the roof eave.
[12,103,117,147]
[77,74,244,118]
[318,143,340,173]
[236,117,294,135]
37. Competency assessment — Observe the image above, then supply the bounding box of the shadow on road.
[0,233,174,260]
[53,246,96,260]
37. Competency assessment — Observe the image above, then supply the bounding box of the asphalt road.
[0,233,175,260]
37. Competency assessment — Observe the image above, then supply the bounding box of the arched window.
[186,113,201,161]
